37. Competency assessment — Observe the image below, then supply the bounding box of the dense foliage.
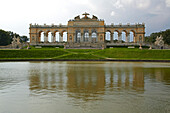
[145,29,170,45]
[0,29,12,46]
[0,29,28,46]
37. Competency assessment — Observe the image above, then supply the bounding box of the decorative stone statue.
[16,37,21,45]
[11,36,21,48]
[82,12,90,19]
[149,45,152,50]
[74,15,80,20]
[102,44,105,50]
[139,44,142,49]
[64,43,66,49]
[92,15,98,19]
[11,36,17,48]
[155,35,164,49]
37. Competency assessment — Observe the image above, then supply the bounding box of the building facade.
[29,13,145,48]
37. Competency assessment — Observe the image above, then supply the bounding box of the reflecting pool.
[0,61,170,113]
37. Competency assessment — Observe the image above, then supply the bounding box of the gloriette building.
[29,13,145,48]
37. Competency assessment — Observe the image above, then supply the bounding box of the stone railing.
[30,24,68,28]
[105,24,145,28]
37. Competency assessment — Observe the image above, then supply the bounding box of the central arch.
[92,32,97,43]
[84,30,89,42]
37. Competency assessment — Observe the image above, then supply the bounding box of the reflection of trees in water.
[144,68,170,84]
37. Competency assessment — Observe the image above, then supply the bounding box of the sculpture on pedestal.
[11,36,21,48]
[155,35,164,49]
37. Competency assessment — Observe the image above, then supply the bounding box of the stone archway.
[84,30,89,42]
[54,31,60,42]
[29,13,145,48]
[130,30,135,42]
[38,30,44,43]
[92,32,97,43]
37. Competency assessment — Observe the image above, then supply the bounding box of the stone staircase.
[66,42,105,49]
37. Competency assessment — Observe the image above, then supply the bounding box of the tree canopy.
[0,29,12,46]
[0,29,28,46]
[145,29,170,45]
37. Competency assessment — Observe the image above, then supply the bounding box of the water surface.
[0,61,170,113]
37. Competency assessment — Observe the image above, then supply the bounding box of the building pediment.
[68,13,104,27]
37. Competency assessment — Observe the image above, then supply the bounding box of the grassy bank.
[0,48,170,60]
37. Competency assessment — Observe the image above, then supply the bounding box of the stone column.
[52,33,56,43]
[127,33,130,42]
[59,33,62,42]
[89,33,92,42]
[61,34,63,42]
[126,33,130,43]
[96,33,98,42]
[110,33,113,43]
[133,36,136,43]
[73,33,76,43]
[81,33,84,43]
[44,33,48,43]
[118,33,122,43]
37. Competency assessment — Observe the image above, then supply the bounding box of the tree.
[20,36,28,42]
[0,29,11,46]
[0,29,29,46]
[145,29,170,45]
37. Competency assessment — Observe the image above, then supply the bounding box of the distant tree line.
[0,29,28,46]
[145,29,170,45]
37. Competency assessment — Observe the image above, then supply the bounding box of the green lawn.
[0,49,68,59]
[94,48,170,60]
[0,48,170,60]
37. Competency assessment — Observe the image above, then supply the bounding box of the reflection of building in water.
[104,66,144,92]
[66,64,105,101]
[133,68,144,91]
[28,62,145,98]
[29,62,68,95]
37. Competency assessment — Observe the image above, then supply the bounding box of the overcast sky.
[0,0,170,36]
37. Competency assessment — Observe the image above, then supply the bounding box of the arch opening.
[92,32,97,43]
[105,31,111,42]
[47,32,52,43]
[54,32,60,42]
[63,31,67,42]
[84,31,89,42]
[113,31,118,43]
[77,32,81,43]
[39,31,44,42]
[122,31,126,42]
[130,31,134,42]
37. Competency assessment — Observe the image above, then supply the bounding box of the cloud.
[0,0,169,36]
[136,0,151,9]
[113,0,123,8]
[166,0,170,7]
[149,4,164,15]
[111,11,115,16]
[112,0,151,10]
